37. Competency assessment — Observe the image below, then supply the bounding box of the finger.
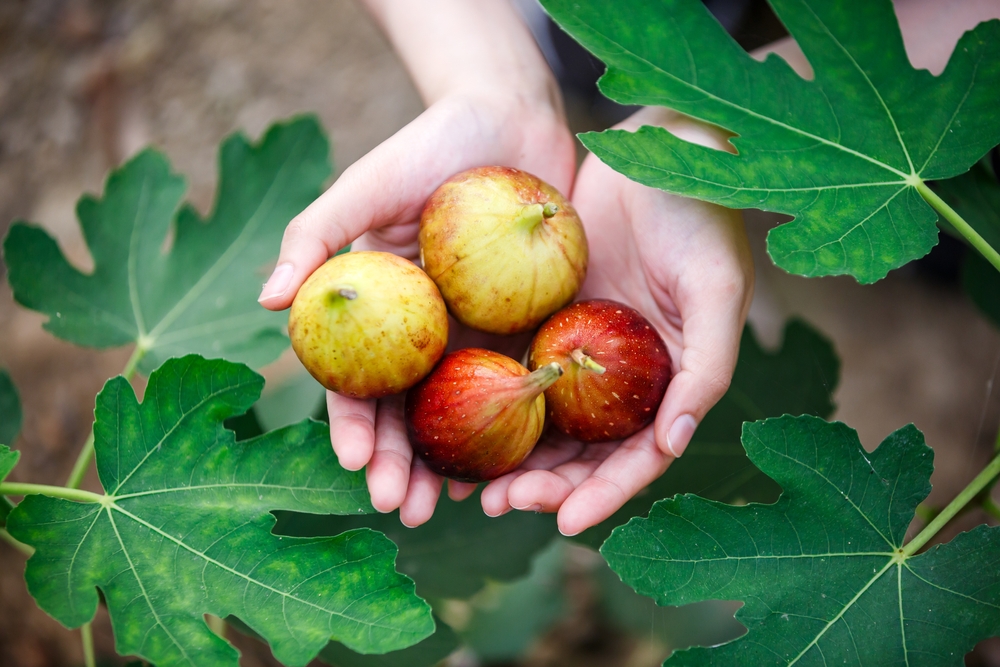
[258,99,574,311]
[479,433,584,516]
[655,229,753,459]
[257,107,462,310]
[481,471,522,517]
[365,395,413,513]
[327,391,376,471]
[506,441,617,513]
[399,458,444,528]
[448,480,479,502]
[557,427,672,537]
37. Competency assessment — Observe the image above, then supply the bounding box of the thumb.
[257,102,480,310]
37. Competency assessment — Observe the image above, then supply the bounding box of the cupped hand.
[480,108,755,537]
[258,91,576,526]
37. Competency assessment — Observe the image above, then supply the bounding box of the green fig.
[289,251,448,399]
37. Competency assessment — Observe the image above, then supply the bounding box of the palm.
[311,94,577,524]
[479,150,753,536]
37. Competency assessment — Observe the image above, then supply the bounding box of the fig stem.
[514,203,546,231]
[338,287,358,300]
[570,348,606,374]
[523,362,564,393]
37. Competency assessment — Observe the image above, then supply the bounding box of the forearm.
[362,0,562,111]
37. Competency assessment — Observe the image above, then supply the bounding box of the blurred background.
[1,0,999,665]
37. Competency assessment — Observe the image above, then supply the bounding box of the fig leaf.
[603,415,1000,665]
[275,487,558,600]
[6,356,434,667]
[0,369,21,448]
[572,319,838,548]
[541,0,1000,282]
[3,116,330,373]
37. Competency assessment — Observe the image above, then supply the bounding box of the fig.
[528,299,672,442]
[419,166,588,335]
[405,348,563,482]
[288,251,448,399]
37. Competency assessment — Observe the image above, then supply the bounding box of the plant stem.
[903,448,1000,556]
[81,621,96,667]
[65,343,147,489]
[65,431,96,490]
[916,180,1000,274]
[0,527,33,556]
[0,482,103,504]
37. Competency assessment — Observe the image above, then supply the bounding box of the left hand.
[479,108,755,536]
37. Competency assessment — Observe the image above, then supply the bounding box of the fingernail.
[400,516,416,528]
[558,524,580,537]
[511,503,543,513]
[258,263,293,302]
[484,506,513,518]
[667,414,697,458]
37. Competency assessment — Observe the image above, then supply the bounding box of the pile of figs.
[289,166,672,482]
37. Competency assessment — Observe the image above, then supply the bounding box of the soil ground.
[1,1,998,665]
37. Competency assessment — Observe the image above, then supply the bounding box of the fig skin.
[419,166,588,335]
[528,299,673,443]
[288,251,448,399]
[405,348,563,482]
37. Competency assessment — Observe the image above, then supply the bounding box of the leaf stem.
[81,621,96,667]
[916,180,1000,274]
[0,482,104,504]
[903,448,1000,556]
[65,431,95,490]
[65,342,148,489]
[0,526,33,556]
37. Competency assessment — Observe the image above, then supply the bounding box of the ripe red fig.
[528,299,672,442]
[289,251,448,399]
[419,166,588,335]
[405,348,563,482]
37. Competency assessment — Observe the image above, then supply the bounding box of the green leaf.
[0,369,22,447]
[255,369,325,432]
[226,612,459,667]
[0,443,19,525]
[3,117,330,373]
[933,155,1000,327]
[592,558,745,656]
[276,488,559,599]
[541,0,1000,282]
[7,356,433,667]
[602,415,1000,665]
[455,538,566,662]
[571,319,838,548]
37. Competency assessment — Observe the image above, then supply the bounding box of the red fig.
[419,166,588,335]
[528,299,672,442]
[289,251,449,399]
[405,348,563,482]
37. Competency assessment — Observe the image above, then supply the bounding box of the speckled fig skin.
[288,251,448,399]
[405,348,563,482]
[528,299,672,443]
[419,166,588,335]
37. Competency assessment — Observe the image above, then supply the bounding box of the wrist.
[363,0,562,113]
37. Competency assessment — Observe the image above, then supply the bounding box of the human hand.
[479,108,755,536]
[258,83,575,526]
